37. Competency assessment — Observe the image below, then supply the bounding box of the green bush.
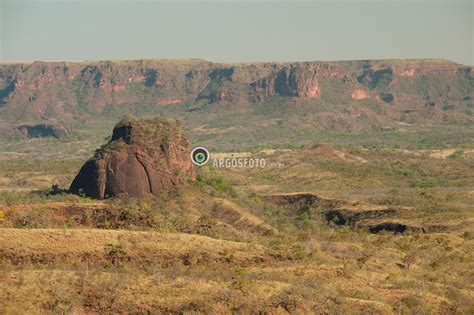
[197,175,236,197]
[417,177,437,188]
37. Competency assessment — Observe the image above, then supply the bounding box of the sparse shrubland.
[0,131,473,313]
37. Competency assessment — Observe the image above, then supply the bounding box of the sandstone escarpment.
[70,117,196,199]
[251,66,320,101]
[0,59,472,127]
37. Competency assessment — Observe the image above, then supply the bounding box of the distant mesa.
[70,117,196,199]
[18,123,71,138]
[0,58,472,140]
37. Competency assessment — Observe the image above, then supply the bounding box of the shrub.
[417,177,437,188]
[198,176,237,197]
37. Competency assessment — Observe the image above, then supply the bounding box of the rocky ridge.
[69,117,195,199]
[0,59,471,124]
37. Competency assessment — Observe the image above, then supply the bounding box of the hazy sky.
[1,0,473,64]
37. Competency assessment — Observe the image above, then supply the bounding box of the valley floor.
[0,145,473,313]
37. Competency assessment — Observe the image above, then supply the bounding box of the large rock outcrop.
[70,117,196,199]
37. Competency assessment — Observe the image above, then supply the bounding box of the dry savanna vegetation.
[0,143,473,314]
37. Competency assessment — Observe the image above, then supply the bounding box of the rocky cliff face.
[0,58,472,129]
[251,66,321,101]
[70,117,196,199]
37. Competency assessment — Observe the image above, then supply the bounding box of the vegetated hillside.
[0,59,472,149]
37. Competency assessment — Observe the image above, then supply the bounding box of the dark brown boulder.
[70,117,196,199]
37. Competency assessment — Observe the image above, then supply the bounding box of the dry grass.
[0,228,264,268]
[1,227,472,313]
[0,145,473,313]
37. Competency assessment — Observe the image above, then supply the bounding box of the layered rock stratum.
[70,117,196,199]
[0,59,472,141]
[0,59,471,120]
